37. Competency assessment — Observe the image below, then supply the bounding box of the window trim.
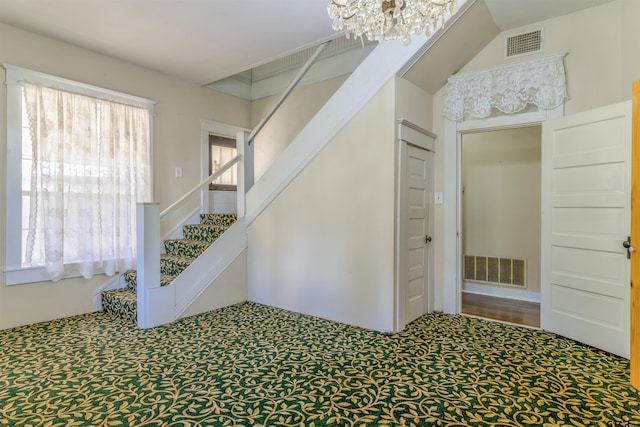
[3,64,155,285]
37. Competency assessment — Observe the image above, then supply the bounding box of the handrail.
[248,40,332,145]
[160,154,242,219]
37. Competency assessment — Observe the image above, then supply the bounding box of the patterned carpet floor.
[1,302,640,426]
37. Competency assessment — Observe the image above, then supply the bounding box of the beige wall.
[246,76,430,332]
[247,79,397,332]
[462,127,541,293]
[395,76,433,131]
[0,23,251,330]
[251,76,347,181]
[458,0,638,115]
[430,0,640,310]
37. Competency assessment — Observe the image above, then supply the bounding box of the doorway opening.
[459,126,541,328]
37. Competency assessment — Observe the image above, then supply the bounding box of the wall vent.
[464,255,526,287]
[505,29,543,58]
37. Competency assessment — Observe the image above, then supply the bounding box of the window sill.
[4,266,108,285]
[209,185,237,191]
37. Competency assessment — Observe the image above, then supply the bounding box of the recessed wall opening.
[460,126,541,327]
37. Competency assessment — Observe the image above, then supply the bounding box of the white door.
[541,101,631,358]
[402,143,432,326]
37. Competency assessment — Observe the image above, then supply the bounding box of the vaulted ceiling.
[0,0,616,89]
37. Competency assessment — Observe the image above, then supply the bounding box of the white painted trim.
[395,121,436,332]
[174,221,248,317]
[236,131,253,218]
[3,64,155,108]
[4,65,154,285]
[462,283,541,303]
[136,203,162,329]
[92,274,125,311]
[200,120,250,215]
[442,104,564,315]
[398,119,437,150]
[461,313,541,330]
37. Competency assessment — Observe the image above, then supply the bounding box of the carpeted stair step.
[182,224,229,243]
[102,212,237,326]
[160,254,194,277]
[164,239,211,258]
[124,269,175,292]
[101,289,137,325]
[200,213,237,227]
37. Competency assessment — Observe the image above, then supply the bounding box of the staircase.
[101,213,237,325]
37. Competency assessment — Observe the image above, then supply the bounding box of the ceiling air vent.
[505,29,543,58]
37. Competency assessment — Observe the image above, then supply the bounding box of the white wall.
[209,191,237,214]
[430,0,640,311]
[251,76,347,181]
[462,127,541,293]
[0,22,251,330]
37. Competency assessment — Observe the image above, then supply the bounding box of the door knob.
[425,235,432,243]
[624,237,635,258]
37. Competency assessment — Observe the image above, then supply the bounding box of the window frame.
[4,64,155,285]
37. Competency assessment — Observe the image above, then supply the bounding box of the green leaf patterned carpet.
[1,302,639,426]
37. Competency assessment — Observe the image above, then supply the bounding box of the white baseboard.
[462,281,540,303]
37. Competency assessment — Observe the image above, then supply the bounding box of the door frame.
[395,119,436,332]
[442,106,564,314]
[200,120,250,215]
[631,80,640,387]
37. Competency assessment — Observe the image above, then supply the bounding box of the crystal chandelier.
[327,0,458,45]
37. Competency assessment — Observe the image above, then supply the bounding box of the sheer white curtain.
[22,82,151,281]
[211,145,237,185]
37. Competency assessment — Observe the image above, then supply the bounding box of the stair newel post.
[236,130,254,217]
[136,203,162,328]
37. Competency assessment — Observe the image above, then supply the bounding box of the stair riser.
[102,291,137,325]
[124,270,137,292]
[164,240,210,258]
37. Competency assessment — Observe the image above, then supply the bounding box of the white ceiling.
[0,0,617,86]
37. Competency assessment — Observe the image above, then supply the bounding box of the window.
[5,65,153,284]
[209,134,237,191]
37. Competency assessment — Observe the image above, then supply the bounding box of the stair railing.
[159,154,242,219]
[136,151,246,329]
[134,40,330,329]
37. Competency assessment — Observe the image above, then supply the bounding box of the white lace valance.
[443,53,567,121]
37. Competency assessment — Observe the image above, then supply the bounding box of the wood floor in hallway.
[461,292,540,328]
